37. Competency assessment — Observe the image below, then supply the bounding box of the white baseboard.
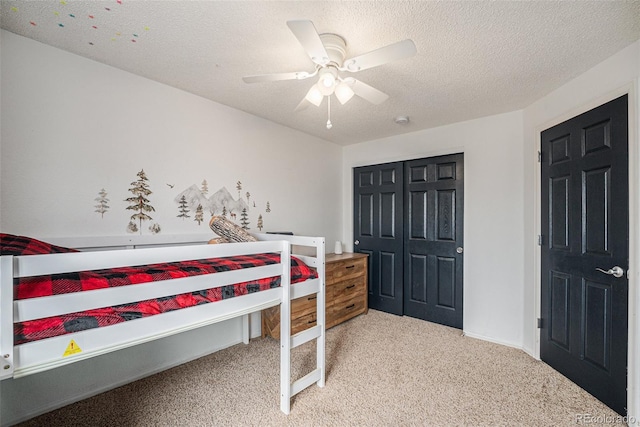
[462,330,524,351]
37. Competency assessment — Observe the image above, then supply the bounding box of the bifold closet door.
[404,154,464,329]
[353,162,404,315]
[354,154,464,329]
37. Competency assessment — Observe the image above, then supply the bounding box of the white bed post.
[241,314,250,345]
[279,241,292,414]
[316,239,326,388]
[0,257,14,381]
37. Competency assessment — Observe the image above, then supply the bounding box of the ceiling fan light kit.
[243,20,417,129]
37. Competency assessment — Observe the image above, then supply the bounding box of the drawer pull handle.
[345,265,355,269]
[346,304,355,309]
[346,284,355,289]
[307,296,317,300]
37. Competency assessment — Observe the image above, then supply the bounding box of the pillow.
[209,216,257,243]
[0,233,78,256]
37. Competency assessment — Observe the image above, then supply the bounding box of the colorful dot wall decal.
[89,15,94,18]
[58,23,64,27]
[30,21,37,26]
[11,6,17,12]
[131,39,136,43]
[60,0,66,4]
[105,7,110,11]
[54,11,59,16]
[92,25,97,29]
[69,14,75,18]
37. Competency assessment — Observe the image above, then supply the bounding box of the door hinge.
[538,151,542,163]
[537,235,543,246]
[537,318,543,329]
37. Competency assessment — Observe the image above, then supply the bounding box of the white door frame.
[533,82,639,417]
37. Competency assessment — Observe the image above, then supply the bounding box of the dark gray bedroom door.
[353,162,404,315]
[404,155,464,328]
[540,95,628,415]
[353,154,464,329]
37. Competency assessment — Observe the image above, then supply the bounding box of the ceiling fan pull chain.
[326,96,333,129]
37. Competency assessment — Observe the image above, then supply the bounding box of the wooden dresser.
[262,252,368,339]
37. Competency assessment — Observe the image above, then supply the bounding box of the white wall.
[342,110,525,348]
[0,30,341,240]
[0,30,342,425]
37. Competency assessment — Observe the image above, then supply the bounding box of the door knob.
[595,266,624,278]
[354,240,360,246]
[456,247,463,254]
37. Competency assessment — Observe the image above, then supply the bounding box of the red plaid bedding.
[2,234,317,344]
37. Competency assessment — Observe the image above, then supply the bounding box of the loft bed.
[0,231,326,415]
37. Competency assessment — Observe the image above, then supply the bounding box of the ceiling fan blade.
[295,98,310,112]
[243,71,313,84]
[342,39,417,72]
[349,79,389,105]
[287,20,330,66]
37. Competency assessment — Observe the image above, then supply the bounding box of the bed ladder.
[279,239,325,414]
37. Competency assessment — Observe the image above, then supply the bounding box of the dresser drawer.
[330,276,366,304]
[291,293,319,318]
[291,311,317,335]
[329,295,366,327]
[326,257,367,283]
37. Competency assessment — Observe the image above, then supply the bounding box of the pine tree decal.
[201,180,209,195]
[240,207,250,229]
[246,192,251,204]
[266,201,271,213]
[125,169,155,234]
[222,205,227,218]
[194,204,204,225]
[236,181,242,199]
[94,188,110,218]
[177,195,190,219]
[257,214,263,231]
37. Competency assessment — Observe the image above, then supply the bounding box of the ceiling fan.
[242,20,417,129]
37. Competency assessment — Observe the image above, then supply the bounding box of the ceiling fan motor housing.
[319,33,347,66]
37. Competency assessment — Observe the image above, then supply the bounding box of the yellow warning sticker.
[63,339,82,357]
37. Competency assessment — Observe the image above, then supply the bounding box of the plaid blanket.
[3,234,317,344]
[1,233,79,256]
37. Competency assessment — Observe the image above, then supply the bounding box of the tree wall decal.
[194,204,204,225]
[177,195,190,219]
[125,169,155,234]
[240,207,250,229]
[94,188,110,218]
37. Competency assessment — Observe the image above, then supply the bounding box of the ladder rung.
[291,324,321,348]
[290,278,320,300]
[291,368,321,397]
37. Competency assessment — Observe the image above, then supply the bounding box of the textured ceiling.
[2,1,639,146]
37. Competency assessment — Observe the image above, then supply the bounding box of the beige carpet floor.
[19,310,620,426]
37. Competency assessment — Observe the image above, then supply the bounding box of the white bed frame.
[0,232,325,415]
